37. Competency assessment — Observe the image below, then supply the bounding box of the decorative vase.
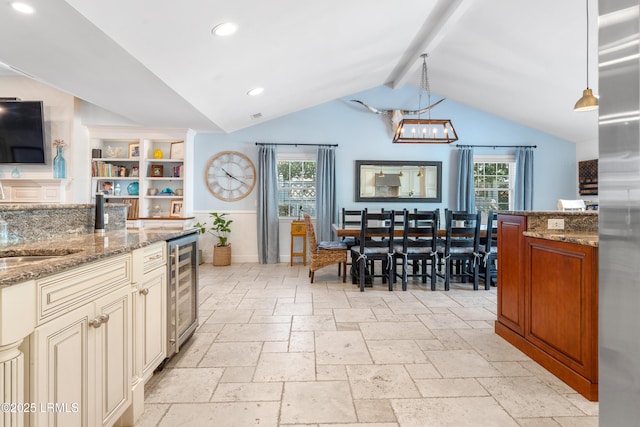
[153,149,163,159]
[53,146,66,178]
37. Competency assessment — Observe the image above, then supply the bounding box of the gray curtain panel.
[315,146,337,241]
[457,146,475,213]
[514,146,534,210]
[257,144,280,263]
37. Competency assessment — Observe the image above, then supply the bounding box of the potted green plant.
[208,212,233,266]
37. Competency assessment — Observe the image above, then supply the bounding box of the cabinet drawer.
[37,254,131,324]
[142,242,166,273]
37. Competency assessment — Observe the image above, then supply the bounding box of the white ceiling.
[0,0,599,144]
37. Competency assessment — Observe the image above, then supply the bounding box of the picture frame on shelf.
[102,181,113,195]
[118,166,128,177]
[130,166,139,177]
[170,141,184,160]
[128,143,140,158]
[150,165,164,177]
[170,200,183,217]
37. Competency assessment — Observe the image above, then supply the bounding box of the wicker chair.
[304,213,347,283]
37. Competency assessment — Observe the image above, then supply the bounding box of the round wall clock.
[205,151,256,201]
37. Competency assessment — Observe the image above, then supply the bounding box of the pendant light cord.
[585,0,590,87]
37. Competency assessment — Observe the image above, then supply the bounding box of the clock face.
[205,151,256,201]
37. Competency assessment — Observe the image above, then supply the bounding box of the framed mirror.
[355,160,442,202]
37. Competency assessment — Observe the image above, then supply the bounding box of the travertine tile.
[478,377,584,418]
[254,352,315,381]
[158,402,280,427]
[391,397,519,426]
[211,382,283,402]
[415,378,489,397]
[366,340,428,364]
[425,349,502,378]
[353,399,397,423]
[333,308,377,322]
[145,368,223,403]
[215,323,291,342]
[291,314,336,331]
[359,321,434,340]
[347,365,420,399]
[280,381,356,424]
[199,342,262,367]
[167,332,215,368]
[315,331,371,365]
[141,264,599,426]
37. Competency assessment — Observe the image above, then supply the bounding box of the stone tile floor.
[134,263,599,426]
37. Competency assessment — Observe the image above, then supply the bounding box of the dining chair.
[479,210,498,289]
[350,209,394,292]
[303,213,348,283]
[395,209,439,291]
[436,210,482,290]
[339,208,362,275]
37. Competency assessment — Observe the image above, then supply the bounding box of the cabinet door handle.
[99,314,110,324]
[139,288,149,296]
[149,254,162,260]
[89,318,102,328]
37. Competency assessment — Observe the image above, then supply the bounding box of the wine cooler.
[166,232,199,358]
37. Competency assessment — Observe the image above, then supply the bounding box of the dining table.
[332,223,487,238]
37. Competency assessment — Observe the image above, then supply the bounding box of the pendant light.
[574,0,598,112]
[393,54,458,143]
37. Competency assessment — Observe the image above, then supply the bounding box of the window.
[474,155,515,214]
[277,156,316,217]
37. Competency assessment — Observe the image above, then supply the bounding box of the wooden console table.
[290,220,306,266]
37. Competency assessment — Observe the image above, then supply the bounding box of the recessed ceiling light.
[11,2,34,14]
[211,22,237,37]
[247,87,264,96]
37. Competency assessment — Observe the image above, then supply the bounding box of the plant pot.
[213,244,231,266]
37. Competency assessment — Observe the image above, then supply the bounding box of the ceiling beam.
[387,0,474,89]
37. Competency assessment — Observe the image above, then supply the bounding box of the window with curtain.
[277,154,316,217]
[474,155,515,214]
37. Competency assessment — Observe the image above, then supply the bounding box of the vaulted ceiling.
[0,0,599,144]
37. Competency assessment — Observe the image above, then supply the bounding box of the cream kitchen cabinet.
[30,254,132,427]
[122,242,167,425]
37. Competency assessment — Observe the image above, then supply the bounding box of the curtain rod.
[455,144,537,149]
[255,142,338,147]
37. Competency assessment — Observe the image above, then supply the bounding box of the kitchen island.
[496,211,598,401]
[0,204,196,427]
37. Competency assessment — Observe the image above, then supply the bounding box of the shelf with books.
[88,127,190,219]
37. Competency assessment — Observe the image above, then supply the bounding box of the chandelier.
[393,54,458,144]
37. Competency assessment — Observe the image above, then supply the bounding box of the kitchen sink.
[0,249,82,269]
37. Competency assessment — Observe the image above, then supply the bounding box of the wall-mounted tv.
[0,100,46,164]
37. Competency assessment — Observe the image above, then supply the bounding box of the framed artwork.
[102,181,113,195]
[129,166,139,177]
[128,143,140,158]
[170,141,184,160]
[170,200,183,217]
[118,166,128,177]
[150,165,164,177]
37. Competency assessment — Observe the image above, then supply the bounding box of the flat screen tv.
[0,100,46,164]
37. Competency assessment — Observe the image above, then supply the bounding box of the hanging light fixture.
[574,0,598,112]
[393,54,458,144]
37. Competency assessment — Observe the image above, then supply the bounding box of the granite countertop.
[523,231,599,247]
[0,228,197,288]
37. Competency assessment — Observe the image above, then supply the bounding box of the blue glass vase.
[53,146,66,179]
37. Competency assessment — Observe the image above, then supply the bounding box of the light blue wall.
[194,85,576,212]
